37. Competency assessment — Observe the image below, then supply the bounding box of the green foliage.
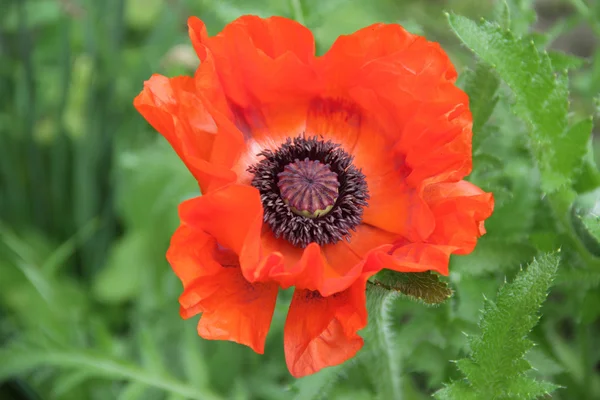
[462,62,500,152]
[447,12,592,193]
[452,237,536,277]
[361,285,403,400]
[2,0,600,399]
[581,214,600,244]
[435,253,560,399]
[371,271,453,305]
[0,341,222,400]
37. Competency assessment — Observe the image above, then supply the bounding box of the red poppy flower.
[134,15,494,377]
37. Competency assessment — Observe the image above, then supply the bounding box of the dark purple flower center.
[277,158,339,218]
[248,136,369,248]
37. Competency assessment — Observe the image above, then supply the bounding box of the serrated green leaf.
[434,253,559,399]
[435,380,479,400]
[503,0,536,35]
[548,51,586,71]
[494,0,511,29]
[504,375,560,398]
[463,62,500,152]
[371,270,452,305]
[447,14,591,193]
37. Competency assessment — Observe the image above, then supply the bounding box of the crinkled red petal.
[424,180,494,254]
[284,275,369,377]
[168,223,278,354]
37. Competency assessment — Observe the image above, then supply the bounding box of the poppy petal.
[375,242,458,276]
[180,267,278,354]
[424,180,494,254]
[292,243,364,297]
[167,222,278,354]
[284,278,368,377]
[396,100,472,187]
[318,23,470,187]
[167,224,222,286]
[188,16,320,106]
[361,166,435,241]
[356,74,471,189]
[344,223,397,258]
[133,73,244,192]
[318,23,423,90]
[305,97,361,151]
[252,223,395,296]
[303,97,435,241]
[178,184,263,257]
[230,103,310,185]
[248,238,362,297]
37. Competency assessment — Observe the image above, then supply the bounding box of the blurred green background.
[1,0,600,399]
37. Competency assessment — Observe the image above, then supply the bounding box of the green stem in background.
[569,0,600,38]
[16,0,46,231]
[43,218,100,276]
[578,316,593,399]
[547,189,600,270]
[51,15,73,237]
[0,350,222,400]
[289,0,305,25]
[364,285,403,400]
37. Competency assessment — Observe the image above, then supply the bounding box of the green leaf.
[581,215,600,242]
[125,0,163,30]
[118,382,151,400]
[454,276,502,324]
[525,348,565,377]
[434,253,560,399]
[92,232,153,304]
[181,323,211,391]
[548,51,586,71]
[371,270,453,305]
[139,328,168,375]
[0,344,223,400]
[452,236,537,277]
[447,14,591,193]
[463,62,500,152]
[501,0,536,35]
[293,364,346,400]
[555,267,600,289]
[573,139,600,193]
[578,214,600,252]
[51,370,95,398]
[571,187,600,256]
[1,0,63,32]
[493,0,511,29]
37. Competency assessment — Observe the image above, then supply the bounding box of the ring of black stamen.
[247,136,369,248]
